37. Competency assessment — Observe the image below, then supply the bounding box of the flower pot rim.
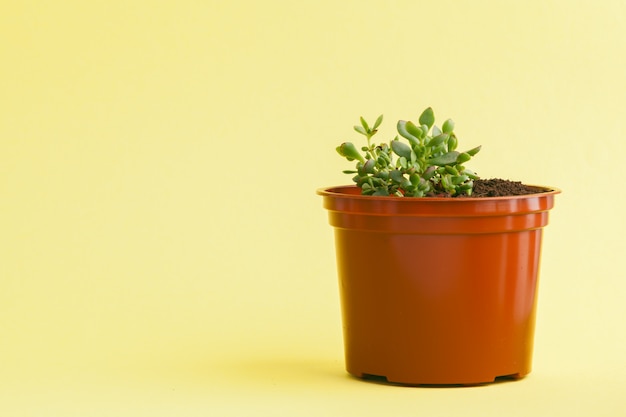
[317,185,561,201]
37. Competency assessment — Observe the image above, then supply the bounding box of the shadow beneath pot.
[153,354,349,390]
[223,356,345,384]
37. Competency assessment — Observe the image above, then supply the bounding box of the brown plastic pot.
[318,185,560,385]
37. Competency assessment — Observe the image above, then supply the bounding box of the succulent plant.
[336,107,481,197]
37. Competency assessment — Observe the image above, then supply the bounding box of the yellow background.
[1,1,624,415]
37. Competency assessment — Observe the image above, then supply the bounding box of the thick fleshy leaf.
[445,165,459,175]
[391,139,412,159]
[405,121,424,139]
[390,169,405,183]
[452,174,470,185]
[419,107,435,129]
[463,169,479,180]
[337,142,365,162]
[423,166,437,180]
[447,135,458,151]
[373,114,384,129]
[428,133,449,147]
[375,171,389,180]
[376,151,391,167]
[442,119,455,134]
[363,158,376,174]
[428,151,460,166]
[466,145,482,156]
[457,152,471,164]
[360,116,370,131]
[396,121,420,146]
[353,125,367,136]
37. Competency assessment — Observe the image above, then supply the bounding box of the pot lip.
[317,185,561,201]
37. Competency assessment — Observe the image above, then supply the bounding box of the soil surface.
[468,179,546,197]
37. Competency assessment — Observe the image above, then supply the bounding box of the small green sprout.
[336,107,481,197]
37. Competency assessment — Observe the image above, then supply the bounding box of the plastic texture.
[318,185,560,385]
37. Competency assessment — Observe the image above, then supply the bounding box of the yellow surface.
[1,1,624,415]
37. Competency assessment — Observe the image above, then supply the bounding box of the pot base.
[353,370,528,387]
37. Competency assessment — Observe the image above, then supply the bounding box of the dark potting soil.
[468,178,546,197]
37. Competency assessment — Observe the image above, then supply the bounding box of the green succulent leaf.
[442,119,455,134]
[337,142,365,163]
[428,133,449,148]
[396,121,420,146]
[445,165,459,175]
[441,175,453,190]
[405,120,424,139]
[448,134,458,151]
[452,174,470,185]
[363,158,376,174]
[353,125,367,136]
[390,139,413,159]
[466,145,482,156]
[428,151,460,166]
[457,152,471,164]
[423,166,437,180]
[464,169,480,180]
[375,171,389,180]
[372,114,384,130]
[419,107,435,129]
[360,116,370,132]
[390,169,405,183]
